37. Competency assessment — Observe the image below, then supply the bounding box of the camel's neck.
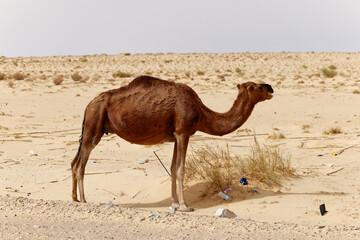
[197,89,255,136]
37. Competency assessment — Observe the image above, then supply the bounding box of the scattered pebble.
[138,158,149,164]
[215,208,237,219]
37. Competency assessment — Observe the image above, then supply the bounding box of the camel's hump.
[128,75,175,88]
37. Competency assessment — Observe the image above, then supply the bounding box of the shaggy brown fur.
[71,76,273,211]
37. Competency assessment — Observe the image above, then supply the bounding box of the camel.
[71,75,273,212]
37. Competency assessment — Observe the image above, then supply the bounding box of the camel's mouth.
[267,92,273,99]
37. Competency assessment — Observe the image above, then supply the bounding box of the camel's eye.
[259,86,263,90]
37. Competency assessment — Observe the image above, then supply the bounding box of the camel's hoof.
[179,206,194,212]
[72,198,79,202]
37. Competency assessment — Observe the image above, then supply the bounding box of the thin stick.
[337,145,356,155]
[153,151,171,177]
[85,170,120,176]
[326,167,344,176]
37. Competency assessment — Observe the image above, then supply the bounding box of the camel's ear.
[237,83,241,89]
[247,85,254,91]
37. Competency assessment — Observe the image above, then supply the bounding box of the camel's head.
[237,82,274,103]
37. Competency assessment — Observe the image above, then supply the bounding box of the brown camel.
[71,75,273,212]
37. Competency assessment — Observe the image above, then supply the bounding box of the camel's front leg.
[170,142,179,209]
[175,134,193,212]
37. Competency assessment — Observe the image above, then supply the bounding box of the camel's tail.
[74,111,86,161]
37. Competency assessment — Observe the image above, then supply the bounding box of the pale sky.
[1,0,359,57]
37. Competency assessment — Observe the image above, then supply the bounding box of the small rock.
[215,208,237,219]
[140,217,146,221]
[127,215,132,219]
[318,225,325,229]
[138,158,149,164]
[34,225,41,228]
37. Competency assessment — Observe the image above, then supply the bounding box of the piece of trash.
[287,182,294,186]
[251,189,258,193]
[29,150,38,156]
[240,178,248,185]
[223,188,232,194]
[93,161,96,163]
[215,208,237,219]
[149,214,160,219]
[317,154,323,157]
[320,204,327,216]
[138,158,149,164]
[326,163,334,167]
[331,152,337,156]
[218,191,230,200]
[169,206,176,212]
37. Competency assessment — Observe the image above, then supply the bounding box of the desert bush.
[186,139,295,192]
[79,57,88,62]
[185,71,191,78]
[268,131,285,140]
[352,90,360,94]
[323,126,342,135]
[53,75,64,85]
[39,74,47,80]
[328,65,337,70]
[321,68,337,78]
[0,72,6,80]
[71,72,83,82]
[113,71,132,78]
[13,72,25,80]
[196,71,205,76]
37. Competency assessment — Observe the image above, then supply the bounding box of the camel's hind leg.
[71,104,105,203]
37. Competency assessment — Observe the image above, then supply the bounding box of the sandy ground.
[1,52,360,239]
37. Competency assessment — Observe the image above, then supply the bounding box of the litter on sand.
[240,178,248,185]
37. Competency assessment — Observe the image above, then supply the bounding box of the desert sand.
[0,52,360,239]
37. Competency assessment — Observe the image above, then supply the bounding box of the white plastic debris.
[138,158,149,164]
[29,150,38,156]
[218,191,230,200]
[215,208,237,219]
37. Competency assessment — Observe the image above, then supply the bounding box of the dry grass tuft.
[113,71,132,78]
[13,72,25,80]
[186,139,295,192]
[0,72,6,80]
[196,71,205,76]
[71,72,83,82]
[323,126,342,135]
[268,131,285,140]
[53,75,64,85]
[321,67,337,78]
[352,90,360,94]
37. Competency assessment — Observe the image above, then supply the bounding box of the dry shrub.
[0,72,6,80]
[323,126,342,135]
[196,71,205,76]
[186,139,295,192]
[53,75,64,85]
[321,68,337,78]
[113,71,132,78]
[13,72,25,80]
[268,131,285,140]
[71,72,83,82]
[39,74,47,80]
